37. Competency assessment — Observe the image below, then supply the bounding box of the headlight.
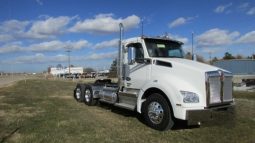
[180,91,199,103]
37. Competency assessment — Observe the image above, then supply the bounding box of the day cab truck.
[74,23,234,131]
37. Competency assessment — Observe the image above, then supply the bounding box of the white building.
[50,67,83,76]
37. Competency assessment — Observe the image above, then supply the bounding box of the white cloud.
[3,51,117,64]
[85,51,118,60]
[0,20,29,33]
[0,14,140,43]
[169,34,189,44]
[0,40,90,53]
[27,16,71,37]
[0,34,13,42]
[0,20,29,42]
[36,0,43,5]
[0,43,23,53]
[239,2,250,9]
[247,7,255,15]
[169,16,196,28]
[29,40,90,52]
[52,54,68,62]
[196,28,240,46]
[8,53,67,64]
[93,39,119,49]
[69,14,140,34]
[214,3,232,13]
[201,47,222,54]
[169,17,186,28]
[0,17,74,41]
[237,31,255,43]
[169,17,194,28]
[14,53,46,64]
[13,53,69,64]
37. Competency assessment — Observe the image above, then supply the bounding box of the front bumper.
[186,102,235,125]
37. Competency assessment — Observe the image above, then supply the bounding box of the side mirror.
[192,54,197,61]
[128,47,136,64]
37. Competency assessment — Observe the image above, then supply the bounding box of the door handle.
[126,77,131,81]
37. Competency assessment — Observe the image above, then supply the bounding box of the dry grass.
[0,79,254,143]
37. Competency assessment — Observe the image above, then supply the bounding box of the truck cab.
[74,35,234,131]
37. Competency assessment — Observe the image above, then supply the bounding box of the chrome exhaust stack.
[118,23,124,87]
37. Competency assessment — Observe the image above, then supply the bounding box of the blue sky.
[0,0,255,72]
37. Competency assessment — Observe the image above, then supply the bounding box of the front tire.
[84,86,98,106]
[142,93,174,131]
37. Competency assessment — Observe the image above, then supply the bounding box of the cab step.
[114,103,135,111]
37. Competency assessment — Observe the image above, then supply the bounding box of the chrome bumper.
[186,102,235,125]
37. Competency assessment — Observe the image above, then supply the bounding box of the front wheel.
[142,93,174,131]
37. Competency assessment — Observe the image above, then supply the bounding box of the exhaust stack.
[118,23,124,86]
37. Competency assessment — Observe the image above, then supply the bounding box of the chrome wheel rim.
[148,101,164,124]
[85,89,91,103]
[75,88,81,99]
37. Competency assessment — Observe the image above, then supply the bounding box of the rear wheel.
[74,84,85,102]
[84,86,98,106]
[142,93,174,131]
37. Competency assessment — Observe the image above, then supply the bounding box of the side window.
[127,43,144,64]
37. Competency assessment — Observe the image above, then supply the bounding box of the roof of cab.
[122,36,184,45]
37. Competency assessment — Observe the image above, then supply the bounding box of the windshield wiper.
[169,56,182,58]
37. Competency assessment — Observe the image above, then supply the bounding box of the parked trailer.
[74,23,234,131]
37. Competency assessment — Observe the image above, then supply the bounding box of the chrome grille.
[208,76,221,104]
[206,70,233,106]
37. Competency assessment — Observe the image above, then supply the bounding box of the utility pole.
[191,32,194,60]
[253,47,254,60]
[66,50,71,75]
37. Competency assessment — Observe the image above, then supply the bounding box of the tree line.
[47,52,254,76]
[108,52,255,77]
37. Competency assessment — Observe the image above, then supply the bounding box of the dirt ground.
[0,75,34,88]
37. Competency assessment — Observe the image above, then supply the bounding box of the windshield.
[145,39,184,58]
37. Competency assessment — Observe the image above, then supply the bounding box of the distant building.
[213,59,255,75]
[98,70,110,74]
[50,67,83,76]
[213,59,255,84]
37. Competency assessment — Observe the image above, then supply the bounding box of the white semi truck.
[74,23,234,130]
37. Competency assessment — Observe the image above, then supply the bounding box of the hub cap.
[85,89,91,102]
[148,101,164,124]
[75,88,81,99]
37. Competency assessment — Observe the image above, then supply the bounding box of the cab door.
[124,42,150,89]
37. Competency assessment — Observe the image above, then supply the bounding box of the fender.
[136,74,204,120]
[136,78,181,118]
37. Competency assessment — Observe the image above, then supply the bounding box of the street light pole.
[66,50,71,75]
[209,52,212,65]
[191,32,194,60]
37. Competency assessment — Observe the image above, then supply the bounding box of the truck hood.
[153,58,228,73]
[150,58,232,108]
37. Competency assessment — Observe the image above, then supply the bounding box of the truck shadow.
[97,102,203,130]
[98,102,137,117]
